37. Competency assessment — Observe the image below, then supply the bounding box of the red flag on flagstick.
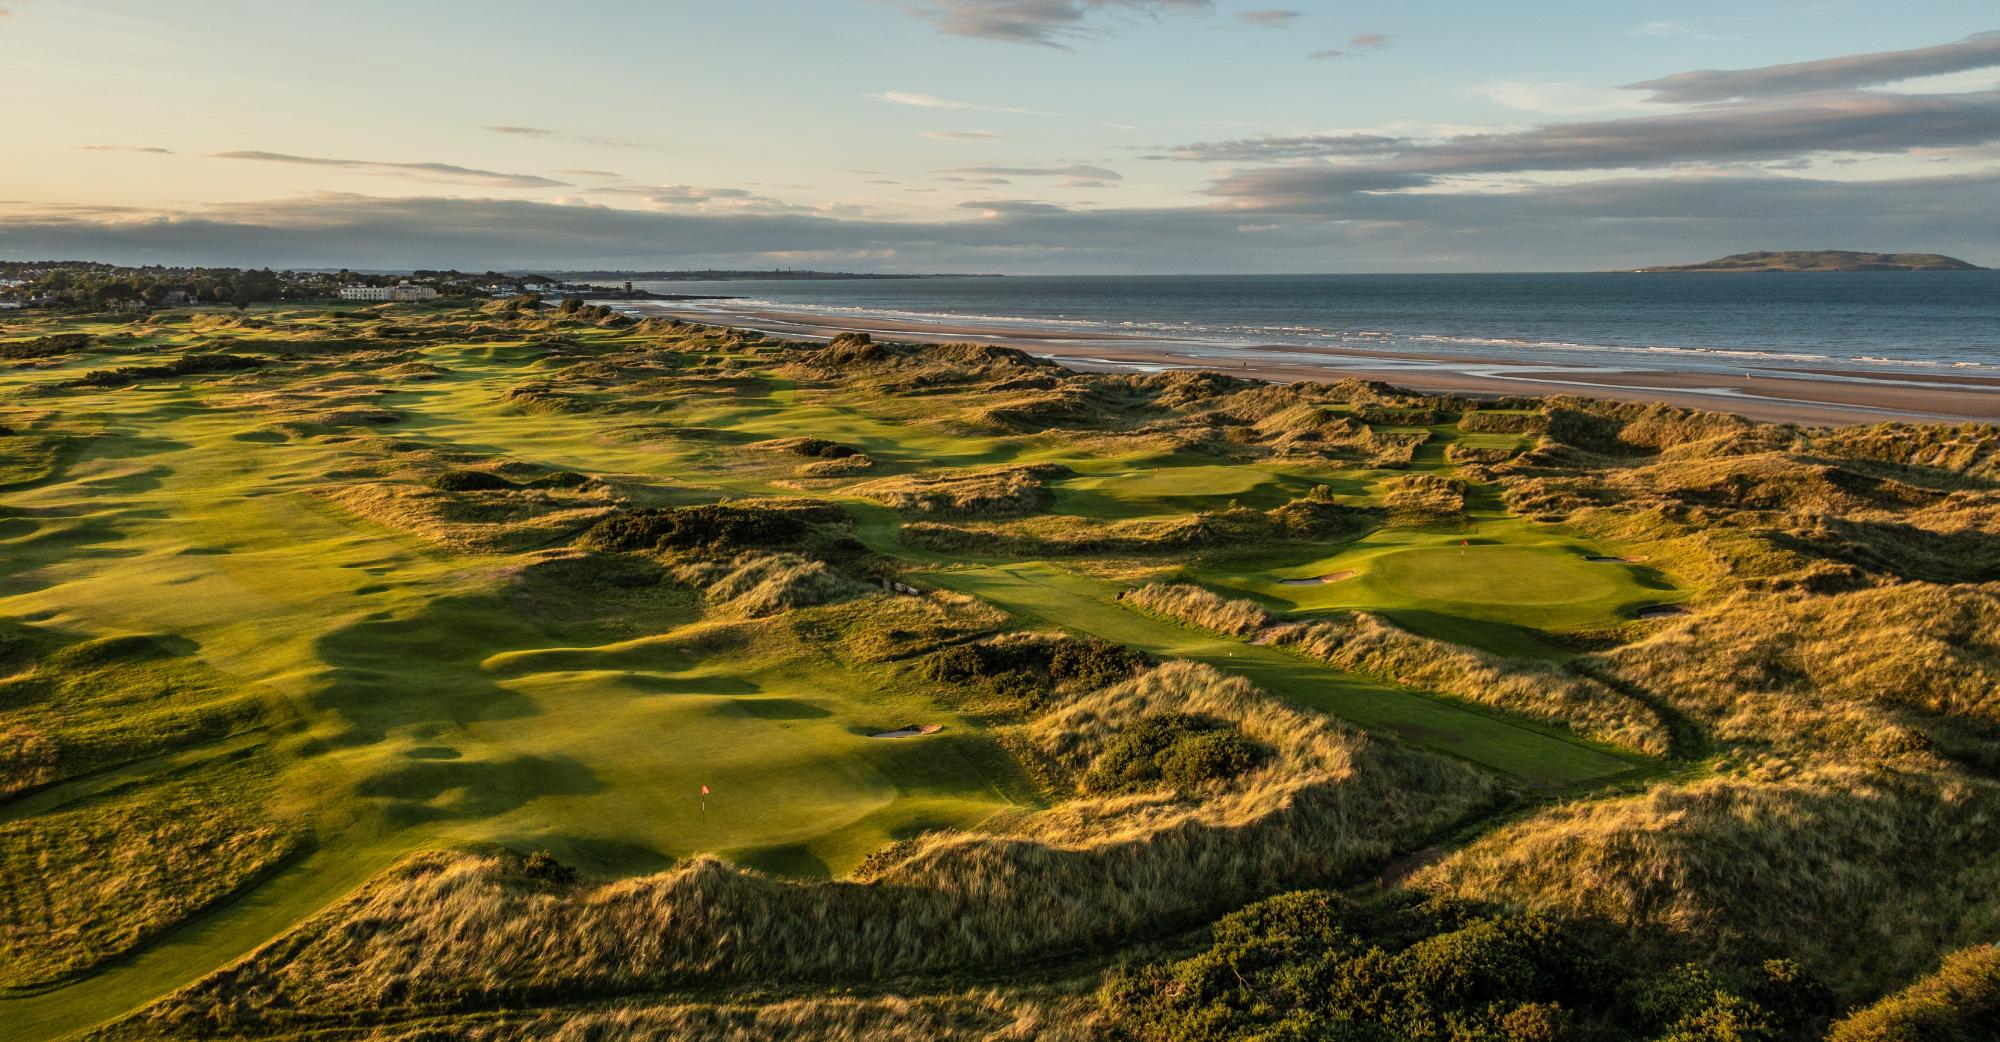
[701,785,710,795]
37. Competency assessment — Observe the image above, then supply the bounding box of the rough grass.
[0,757,302,990]
[1125,583,1670,755]
[3,304,1996,1039]
[127,664,1491,1037]
[1830,943,2000,1041]
[0,630,268,799]
[852,463,1072,518]
[1417,764,2000,999]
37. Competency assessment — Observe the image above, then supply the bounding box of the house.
[339,283,439,302]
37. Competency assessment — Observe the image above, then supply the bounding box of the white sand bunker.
[1636,604,1690,619]
[870,723,944,739]
[1279,569,1358,586]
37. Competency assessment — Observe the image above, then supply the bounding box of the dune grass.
[1,304,1992,1039]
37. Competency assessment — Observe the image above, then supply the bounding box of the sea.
[629,272,2000,377]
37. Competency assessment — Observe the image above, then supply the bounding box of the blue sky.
[4,1,1999,271]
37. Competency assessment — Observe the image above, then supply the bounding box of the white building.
[339,283,439,302]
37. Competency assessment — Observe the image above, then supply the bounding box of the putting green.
[1363,544,1622,606]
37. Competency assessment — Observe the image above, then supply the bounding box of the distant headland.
[1630,250,1986,273]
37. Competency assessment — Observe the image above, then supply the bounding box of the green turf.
[0,308,1680,1039]
[918,562,1646,787]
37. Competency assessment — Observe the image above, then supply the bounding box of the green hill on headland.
[1633,250,1985,272]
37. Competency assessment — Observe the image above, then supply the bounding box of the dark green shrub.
[580,502,846,553]
[1084,714,1263,794]
[0,333,93,359]
[923,634,1146,708]
[521,850,577,886]
[65,353,263,388]
[525,470,591,489]
[792,438,857,459]
[429,470,518,492]
[1104,891,1826,1042]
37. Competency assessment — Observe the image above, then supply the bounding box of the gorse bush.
[65,352,264,388]
[429,469,519,492]
[1104,890,1834,1042]
[1081,714,1264,795]
[581,500,848,553]
[925,632,1148,709]
[0,332,92,359]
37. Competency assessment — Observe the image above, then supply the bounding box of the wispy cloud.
[866,90,1043,115]
[209,150,570,188]
[81,144,175,154]
[1626,30,2000,103]
[1192,88,2000,208]
[1145,132,1404,161]
[555,168,621,178]
[904,0,1211,49]
[1307,32,1390,60]
[1631,20,1726,42]
[479,124,646,148]
[946,163,1122,186]
[924,130,1006,140]
[4,171,1995,274]
[1236,9,1302,29]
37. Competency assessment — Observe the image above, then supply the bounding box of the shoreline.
[601,300,2000,427]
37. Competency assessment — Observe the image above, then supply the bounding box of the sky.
[3,0,1998,273]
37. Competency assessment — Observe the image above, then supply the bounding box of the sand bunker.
[1636,604,1690,619]
[1279,569,1358,586]
[869,723,944,739]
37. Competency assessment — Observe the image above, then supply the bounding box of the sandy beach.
[606,300,2000,427]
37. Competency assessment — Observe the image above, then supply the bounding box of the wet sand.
[606,300,2000,427]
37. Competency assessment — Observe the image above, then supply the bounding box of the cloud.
[1631,20,1725,41]
[905,0,1210,49]
[209,150,570,188]
[3,171,1994,273]
[1307,32,1388,61]
[1164,88,2000,186]
[924,130,1006,140]
[1626,30,2000,103]
[1475,81,1642,115]
[1146,132,1405,162]
[82,144,175,154]
[583,183,806,213]
[946,163,1122,180]
[481,124,646,148]
[1236,10,1301,29]
[958,199,1072,214]
[945,163,1121,187]
[866,90,1042,114]
[555,168,621,178]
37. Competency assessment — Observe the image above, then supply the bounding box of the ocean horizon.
[634,271,2000,376]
